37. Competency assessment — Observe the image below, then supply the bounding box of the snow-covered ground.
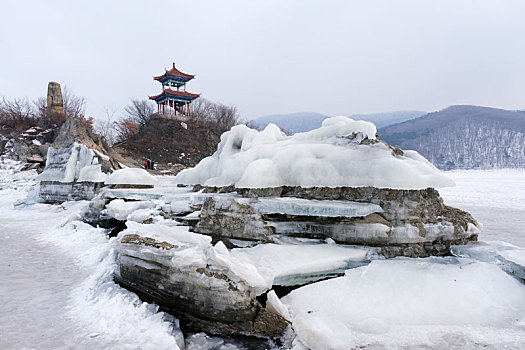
[1,161,525,350]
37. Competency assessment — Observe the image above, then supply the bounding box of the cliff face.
[379,105,525,169]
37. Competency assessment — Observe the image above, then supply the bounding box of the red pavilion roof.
[154,63,195,81]
[149,88,200,101]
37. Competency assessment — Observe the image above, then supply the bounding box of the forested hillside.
[379,105,525,169]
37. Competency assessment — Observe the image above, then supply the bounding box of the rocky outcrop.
[195,186,479,258]
[2,127,54,171]
[115,234,290,338]
[37,118,123,203]
[53,117,121,172]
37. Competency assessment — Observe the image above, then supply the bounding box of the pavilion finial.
[173,62,176,69]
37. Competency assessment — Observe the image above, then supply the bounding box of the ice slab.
[230,243,372,286]
[451,241,525,280]
[254,197,382,217]
[105,189,163,201]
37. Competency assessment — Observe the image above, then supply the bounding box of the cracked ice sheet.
[282,258,525,350]
[254,197,382,217]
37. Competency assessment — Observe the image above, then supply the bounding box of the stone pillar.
[47,82,64,116]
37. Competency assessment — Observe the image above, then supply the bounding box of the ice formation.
[38,142,106,183]
[104,199,156,221]
[37,143,108,202]
[174,117,454,189]
[105,168,156,186]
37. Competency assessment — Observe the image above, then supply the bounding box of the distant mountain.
[250,110,425,134]
[352,110,427,128]
[249,112,330,134]
[378,105,525,169]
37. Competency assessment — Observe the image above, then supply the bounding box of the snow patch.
[105,168,156,186]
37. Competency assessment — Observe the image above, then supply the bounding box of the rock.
[194,186,479,258]
[195,197,275,243]
[47,82,64,116]
[53,117,124,171]
[115,235,289,338]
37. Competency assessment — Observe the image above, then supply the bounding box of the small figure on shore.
[143,159,155,170]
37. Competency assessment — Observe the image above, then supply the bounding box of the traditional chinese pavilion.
[149,63,200,116]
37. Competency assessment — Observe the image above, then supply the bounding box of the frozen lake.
[439,169,525,247]
[1,167,524,349]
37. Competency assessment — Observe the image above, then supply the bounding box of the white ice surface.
[283,258,525,349]
[105,168,157,186]
[0,170,183,349]
[174,117,454,189]
[440,168,525,247]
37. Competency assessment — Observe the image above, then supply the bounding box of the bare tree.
[62,85,86,118]
[189,97,215,121]
[189,97,241,131]
[95,105,118,145]
[0,97,35,122]
[33,97,47,119]
[124,99,155,128]
[113,117,139,143]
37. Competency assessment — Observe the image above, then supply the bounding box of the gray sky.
[1,0,524,121]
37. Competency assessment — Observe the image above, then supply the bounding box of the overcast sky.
[1,0,524,120]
